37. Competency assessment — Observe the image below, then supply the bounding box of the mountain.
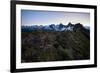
[22,22,90,32]
[21,23,90,62]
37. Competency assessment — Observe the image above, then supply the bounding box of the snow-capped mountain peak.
[22,22,89,32]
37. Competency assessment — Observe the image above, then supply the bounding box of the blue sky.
[21,10,90,26]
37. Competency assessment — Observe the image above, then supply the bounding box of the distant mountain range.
[22,22,90,32]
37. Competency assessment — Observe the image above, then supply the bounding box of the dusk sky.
[21,10,90,26]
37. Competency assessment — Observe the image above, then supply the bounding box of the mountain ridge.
[21,22,90,62]
[22,22,90,32]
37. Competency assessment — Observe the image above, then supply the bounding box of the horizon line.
[21,23,90,27]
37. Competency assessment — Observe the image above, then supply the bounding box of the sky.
[21,10,90,26]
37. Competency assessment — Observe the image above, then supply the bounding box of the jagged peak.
[74,23,83,27]
[22,22,89,32]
